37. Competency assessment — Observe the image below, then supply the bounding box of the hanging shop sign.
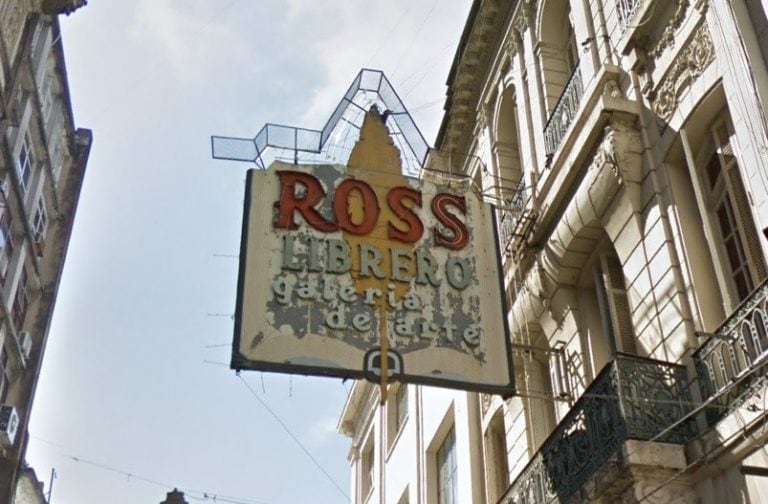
[232,115,514,395]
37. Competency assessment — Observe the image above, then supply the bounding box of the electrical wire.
[496,351,768,503]
[392,0,439,78]
[555,354,768,501]
[237,375,351,502]
[27,435,272,504]
[365,2,418,67]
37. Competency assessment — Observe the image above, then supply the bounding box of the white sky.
[25,2,472,503]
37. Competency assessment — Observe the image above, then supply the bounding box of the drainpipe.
[578,0,601,70]
[592,0,615,65]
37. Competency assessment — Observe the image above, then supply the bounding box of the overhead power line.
[27,435,272,504]
[237,375,351,502]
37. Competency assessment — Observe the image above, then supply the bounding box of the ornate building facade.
[0,1,89,503]
[340,0,768,502]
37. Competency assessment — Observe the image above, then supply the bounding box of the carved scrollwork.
[514,2,531,33]
[652,23,714,121]
[648,0,691,59]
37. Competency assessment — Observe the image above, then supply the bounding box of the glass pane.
[725,237,740,266]
[706,153,721,190]
[735,271,751,300]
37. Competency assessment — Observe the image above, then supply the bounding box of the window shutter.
[603,255,637,355]
[727,164,768,283]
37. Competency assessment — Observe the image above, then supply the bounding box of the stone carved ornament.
[513,2,531,33]
[480,393,492,414]
[604,79,624,99]
[592,126,620,180]
[652,23,715,121]
[477,108,487,132]
[648,0,691,59]
[505,35,519,60]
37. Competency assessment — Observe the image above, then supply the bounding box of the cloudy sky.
[25,2,471,503]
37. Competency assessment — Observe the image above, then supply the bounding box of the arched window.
[493,86,527,251]
[484,408,509,503]
[539,1,583,163]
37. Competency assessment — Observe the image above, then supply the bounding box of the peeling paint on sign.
[232,109,514,395]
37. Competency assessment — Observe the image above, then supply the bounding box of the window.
[16,131,34,195]
[32,196,47,249]
[484,410,509,503]
[361,436,374,501]
[437,427,457,504]
[12,267,28,330]
[563,8,579,73]
[594,253,636,356]
[387,384,408,450]
[0,207,13,286]
[699,118,767,303]
[38,69,54,125]
[540,1,585,163]
[36,56,56,126]
[576,240,637,375]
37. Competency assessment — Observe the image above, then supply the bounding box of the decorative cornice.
[436,0,517,153]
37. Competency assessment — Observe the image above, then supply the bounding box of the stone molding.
[504,35,519,60]
[648,0,691,60]
[513,1,531,33]
[651,22,715,121]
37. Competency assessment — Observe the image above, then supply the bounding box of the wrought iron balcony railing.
[543,62,584,168]
[693,281,768,426]
[497,177,529,250]
[616,0,643,32]
[499,354,696,504]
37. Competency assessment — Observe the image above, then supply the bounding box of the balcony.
[694,281,768,426]
[543,62,584,168]
[616,0,643,32]
[497,177,533,254]
[499,354,696,504]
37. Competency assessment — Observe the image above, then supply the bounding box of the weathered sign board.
[232,111,514,395]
